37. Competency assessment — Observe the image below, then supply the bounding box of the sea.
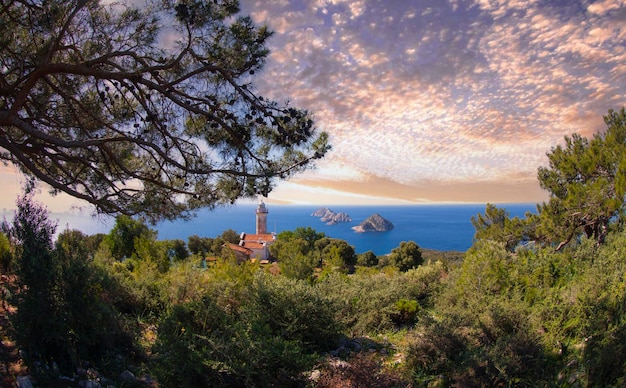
[1,203,537,255]
[156,203,537,255]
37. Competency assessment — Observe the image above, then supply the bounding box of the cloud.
[241,0,626,201]
[274,170,549,204]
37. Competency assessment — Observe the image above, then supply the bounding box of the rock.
[140,374,156,385]
[309,369,321,381]
[85,380,100,388]
[16,376,33,388]
[311,207,332,217]
[352,213,394,232]
[119,370,136,382]
[325,212,351,224]
[312,208,352,225]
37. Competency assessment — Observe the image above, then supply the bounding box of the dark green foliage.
[319,267,445,335]
[471,203,536,251]
[246,273,343,352]
[187,234,213,255]
[404,219,626,386]
[105,215,156,260]
[536,108,626,249]
[389,240,423,272]
[273,228,362,278]
[390,298,419,325]
[406,318,467,384]
[6,194,131,374]
[584,323,626,386]
[290,226,327,251]
[188,234,232,257]
[53,230,132,368]
[0,232,12,272]
[165,239,189,262]
[408,300,550,387]
[407,251,553,386]
[8,192,60,365]
[274,239,318,280]
[0,0,330,221]
[220,229,241,244]
[153,275,332,387]
[319,238,357,273]
[276,226,326,255]
[357,250,379,267]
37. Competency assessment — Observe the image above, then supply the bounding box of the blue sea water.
[156,203,537,255]
[1,203,537,254]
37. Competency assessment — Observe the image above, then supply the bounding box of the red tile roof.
[241,241,265,250]
[241,233,275,243]
[227,243,253,255]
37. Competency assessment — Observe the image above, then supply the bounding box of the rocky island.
[311,207,352,225]
[351,213,394,233]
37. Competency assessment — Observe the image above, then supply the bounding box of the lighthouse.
[256,200,268,234]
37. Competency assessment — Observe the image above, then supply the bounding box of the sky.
[237,0,626,205]
[2,0,626,213]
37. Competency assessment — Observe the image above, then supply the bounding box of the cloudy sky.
[2,0,625,213]
[237,0,626,205]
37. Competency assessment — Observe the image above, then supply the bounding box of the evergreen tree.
[471,203,535,252]
[0,0,330,222]
[389,241,423,272]
[7,191,60,364]
[537,108,626,250]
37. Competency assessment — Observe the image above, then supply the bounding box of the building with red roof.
[226,200,276,263]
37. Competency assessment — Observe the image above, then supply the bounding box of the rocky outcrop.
[351,213,394,233]
[311,207,332,218]
[311,208,352,225]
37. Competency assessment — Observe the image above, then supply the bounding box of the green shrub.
[406,299,552,387]
[6,194,132,376]
[357,250,378,267]
[153,295,315,387]
[0,232,12,273]
[318,269,440,335]
[391,299,419,325]
[246,272,343,352]
[584,322,626,386]
[389,241,423,272]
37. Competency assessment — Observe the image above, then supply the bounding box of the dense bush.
[0,232,12,273]
[4,194,133,376]
[245,273,343,352]
[404,229,626,386]
[356,250,379,267]
[389,240,423,272]
[319,265,445,335]
[152,272,342,386]
[153,295,313,387]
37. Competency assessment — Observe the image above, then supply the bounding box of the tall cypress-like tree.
[7,190,60,363]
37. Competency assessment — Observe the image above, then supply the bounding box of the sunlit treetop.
[0,0,330,222]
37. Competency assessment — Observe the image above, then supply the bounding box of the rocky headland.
[311,207,352,225]
[351,213,394,233]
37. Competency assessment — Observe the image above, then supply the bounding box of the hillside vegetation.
[0,109,625,386]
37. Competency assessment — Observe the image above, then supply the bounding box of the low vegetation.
[0,109,625,386]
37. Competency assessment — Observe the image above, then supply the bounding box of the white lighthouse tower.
[256,199,268,234]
